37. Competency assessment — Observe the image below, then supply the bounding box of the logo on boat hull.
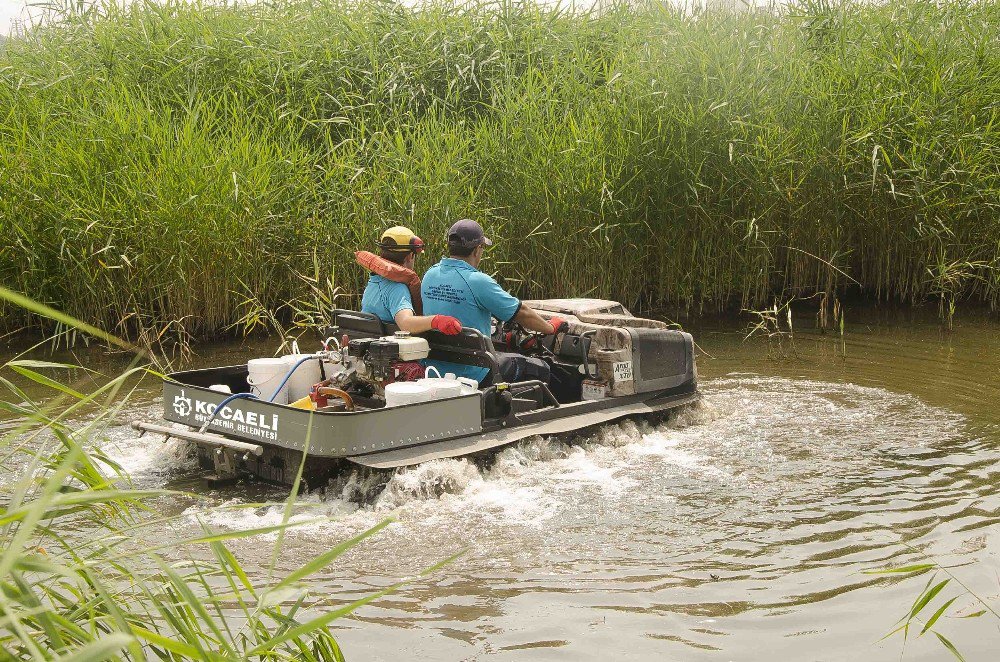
[169,389,280,442]
[173,390,193,417]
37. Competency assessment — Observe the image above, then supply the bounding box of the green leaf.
[210,540,256,596]
[82,571,147,661]
[51,633,135,662]
[0,489,168,527]
[248,587,393,654]
[8,365,86,399]
[0,399,43,419]
[184,518,330,544]
[0,374,34,404]
[934,631,967,662]
[11,571,65,652]
[11,554,78,580]
[890,573,938,629]
[956,610,986,618]
[101,517,333,564]
[0,285,138,354]
[266,518,393,596]
[7,359,89,371]
[876,620,910,643]
[249,550,462,655]
[131,625,218,659]
[148,555,237,659]
[864,564,935,575]
[920,596,958,635]
[910,580,949,620]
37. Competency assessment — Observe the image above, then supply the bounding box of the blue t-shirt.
[421,258,521,382]
[360,274,413,323]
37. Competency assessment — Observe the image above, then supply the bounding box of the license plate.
[582,379,607,400]
[613,361,633,382]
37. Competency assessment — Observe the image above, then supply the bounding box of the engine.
[340,332,429,399]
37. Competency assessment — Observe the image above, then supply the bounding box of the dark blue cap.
[447,219,493,250]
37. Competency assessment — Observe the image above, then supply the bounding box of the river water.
[6,310,1000,660]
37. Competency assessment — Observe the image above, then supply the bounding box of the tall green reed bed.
[1,0,998,342]
[0,290,446,659]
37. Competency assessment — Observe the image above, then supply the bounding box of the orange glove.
[431,315,463,335]
[548,317,568,335]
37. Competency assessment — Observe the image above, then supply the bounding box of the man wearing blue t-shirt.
[421,219,566,383]
[360,226,462,335]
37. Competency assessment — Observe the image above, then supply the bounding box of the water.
[4,309,1000,659]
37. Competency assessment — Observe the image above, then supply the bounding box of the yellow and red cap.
[379,226,425,254]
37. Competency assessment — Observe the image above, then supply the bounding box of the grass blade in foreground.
[0,295,451,659]
[866,548,999,660]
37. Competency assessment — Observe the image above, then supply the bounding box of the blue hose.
[264,355,321,403]
[197,356,321,433]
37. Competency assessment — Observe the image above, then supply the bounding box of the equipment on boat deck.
[132,299,700,488]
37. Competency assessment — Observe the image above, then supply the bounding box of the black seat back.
[330,309,386,339]
[425,328,501,384]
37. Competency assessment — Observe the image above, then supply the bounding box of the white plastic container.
[416,367,478,400]
[281,353,323,402]
[446,372,479,395]
[385,381,435,407]
[379,331,430,361]
[247,358,289,404]
[419,377,462,399]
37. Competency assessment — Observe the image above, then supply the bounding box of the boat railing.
[507,380,560,409]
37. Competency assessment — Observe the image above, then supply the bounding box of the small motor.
[384,331,431,361]
[347,338,374,359]
[366,339,400,382]
[347,333,428,396]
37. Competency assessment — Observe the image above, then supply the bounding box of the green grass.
[0,289,452,659]
[1,0,998,342]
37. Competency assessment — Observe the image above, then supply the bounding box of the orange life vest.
[355,251,423,315]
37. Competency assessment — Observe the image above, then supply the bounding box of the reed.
[866,545,1000,661]
[0,289,449,659]
[1,0,998,342]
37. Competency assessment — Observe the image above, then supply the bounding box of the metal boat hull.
[148,370,697,486]
[135,299,701,486]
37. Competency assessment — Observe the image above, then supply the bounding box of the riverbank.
[1,0,998,342]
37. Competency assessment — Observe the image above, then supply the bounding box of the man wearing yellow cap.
[359,226,462,335]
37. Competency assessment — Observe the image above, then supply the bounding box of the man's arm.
[514,305,567,335]
[394,309,434,333]
[394,309,462,335]
[470,273,565,336]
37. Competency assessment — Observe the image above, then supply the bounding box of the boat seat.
[424,328,501,386]
[330,309,399,339]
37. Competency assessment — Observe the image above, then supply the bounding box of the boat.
[132,299,700,488]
